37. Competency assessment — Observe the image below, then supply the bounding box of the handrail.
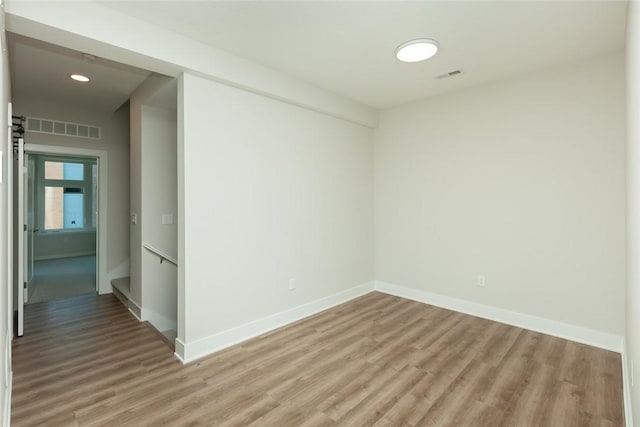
[143,243,178,266]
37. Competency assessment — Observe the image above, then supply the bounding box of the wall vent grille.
[436,69,463,79]
[26,117,101,140]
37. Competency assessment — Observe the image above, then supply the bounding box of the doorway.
[26,153,98,304]
[8,32,177,343]
[15,142,109,336]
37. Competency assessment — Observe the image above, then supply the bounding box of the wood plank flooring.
[12,292,624,426]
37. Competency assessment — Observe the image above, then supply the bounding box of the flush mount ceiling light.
[395,39,439,63]
[70,74,90,83]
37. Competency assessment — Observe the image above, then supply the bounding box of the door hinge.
[23,224,27,231]
[23,281,26,289]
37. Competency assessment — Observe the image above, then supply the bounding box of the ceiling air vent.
[26,117,101,140]
[436,69,463,79]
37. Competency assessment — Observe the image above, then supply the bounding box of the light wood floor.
[12,292,624,426]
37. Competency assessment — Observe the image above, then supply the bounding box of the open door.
[16,137,25,336]
[16,143,34,335]
[26,155,35,299]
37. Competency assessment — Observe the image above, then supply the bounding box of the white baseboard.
[621,342,634,427]
[3,371,11,427]
[374,281,623,353]
[3,326,11,427]
[34,251,96,261]
[176,282,375,363]
[128,299,142,321]
[174,339,186,363]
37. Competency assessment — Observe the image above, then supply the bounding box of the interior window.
[44,161,84,180]
[42,159,92,231]
[44,186,84,230]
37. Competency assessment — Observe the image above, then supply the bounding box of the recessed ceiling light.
[395,39,439,63]
[70,74,90,83]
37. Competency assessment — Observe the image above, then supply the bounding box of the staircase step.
[111,277,131,299]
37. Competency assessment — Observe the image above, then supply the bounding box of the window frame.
[36,155,98,233]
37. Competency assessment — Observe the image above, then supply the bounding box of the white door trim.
[24,144,109,295]
[16,138,24,336]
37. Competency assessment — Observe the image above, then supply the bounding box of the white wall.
[130,75,177,332]
[141,105,176,260]
[13,97,131,285]
[141,105,177,332]
[34,231,95,260]
[0,12,12,424]
[374,52,626,337]
[179,73,373,356]
[626,2,640,424]
[130,90,143,306]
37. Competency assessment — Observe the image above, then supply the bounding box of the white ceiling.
[8,33,151,113]
[7,2,627,112]
[102,1,628,109]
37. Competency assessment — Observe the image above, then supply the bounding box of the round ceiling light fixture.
[395,39,439,63]
[70,74,90,83]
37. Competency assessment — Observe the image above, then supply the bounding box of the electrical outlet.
[477,275,486,287]
[289,278,296,290]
